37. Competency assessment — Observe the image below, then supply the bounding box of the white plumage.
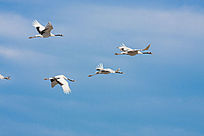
[115,43,152,56]
[88,63,123,77]
[32,20,46,32]
[29,20,63,39]
[44,75,75,94]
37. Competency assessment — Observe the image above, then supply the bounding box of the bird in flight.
[0,74,11,80]
[44,75,75,94]
[29,20,63,39]
[115,42,152,56]
[88,63,123,77]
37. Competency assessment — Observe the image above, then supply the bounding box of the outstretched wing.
[118,43,133,52]
[96,63,104,71]
[50,79,58,88]
[32,20,45,34]
[56,78,71,94]
[41,22,53,35]
[142,43,151,51]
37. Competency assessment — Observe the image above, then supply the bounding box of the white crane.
[29,20,63,39]
[0,74,11,80]
[44,75,75,94]
[88,63,123,77]
[115,43,152,56]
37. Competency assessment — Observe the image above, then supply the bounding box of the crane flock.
[1,20,152,94]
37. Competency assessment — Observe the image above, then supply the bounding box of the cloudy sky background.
[0,0,204,136]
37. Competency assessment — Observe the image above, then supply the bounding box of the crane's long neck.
[88,73,97,77]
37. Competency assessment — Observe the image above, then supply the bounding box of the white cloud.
[0,12,30,39]
[54,5,204,66]
[0,45,57,65]
[57,5,204,39]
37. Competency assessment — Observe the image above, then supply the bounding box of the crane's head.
[55,34,63,37]
[142,51,152,55]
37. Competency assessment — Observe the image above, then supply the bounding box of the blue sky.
[0,0,204,136]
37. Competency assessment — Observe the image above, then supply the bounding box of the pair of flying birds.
[1,20,152,94]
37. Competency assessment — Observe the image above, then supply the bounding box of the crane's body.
[29,20,63,39]
[44,75,75,94]
[88,63,123,77]
[115,43,152,56]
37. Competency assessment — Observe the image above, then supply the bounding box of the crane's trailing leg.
[29,35,42,39]
[115,52,127,55]
[88,74,97,77]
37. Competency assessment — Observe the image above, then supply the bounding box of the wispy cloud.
[0,12,30,39]
[0,45,57,65]
[54,5,204,66]
[57,5,204,39]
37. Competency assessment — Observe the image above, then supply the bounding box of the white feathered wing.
[57,78,71,94]
[32,20,45,31]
